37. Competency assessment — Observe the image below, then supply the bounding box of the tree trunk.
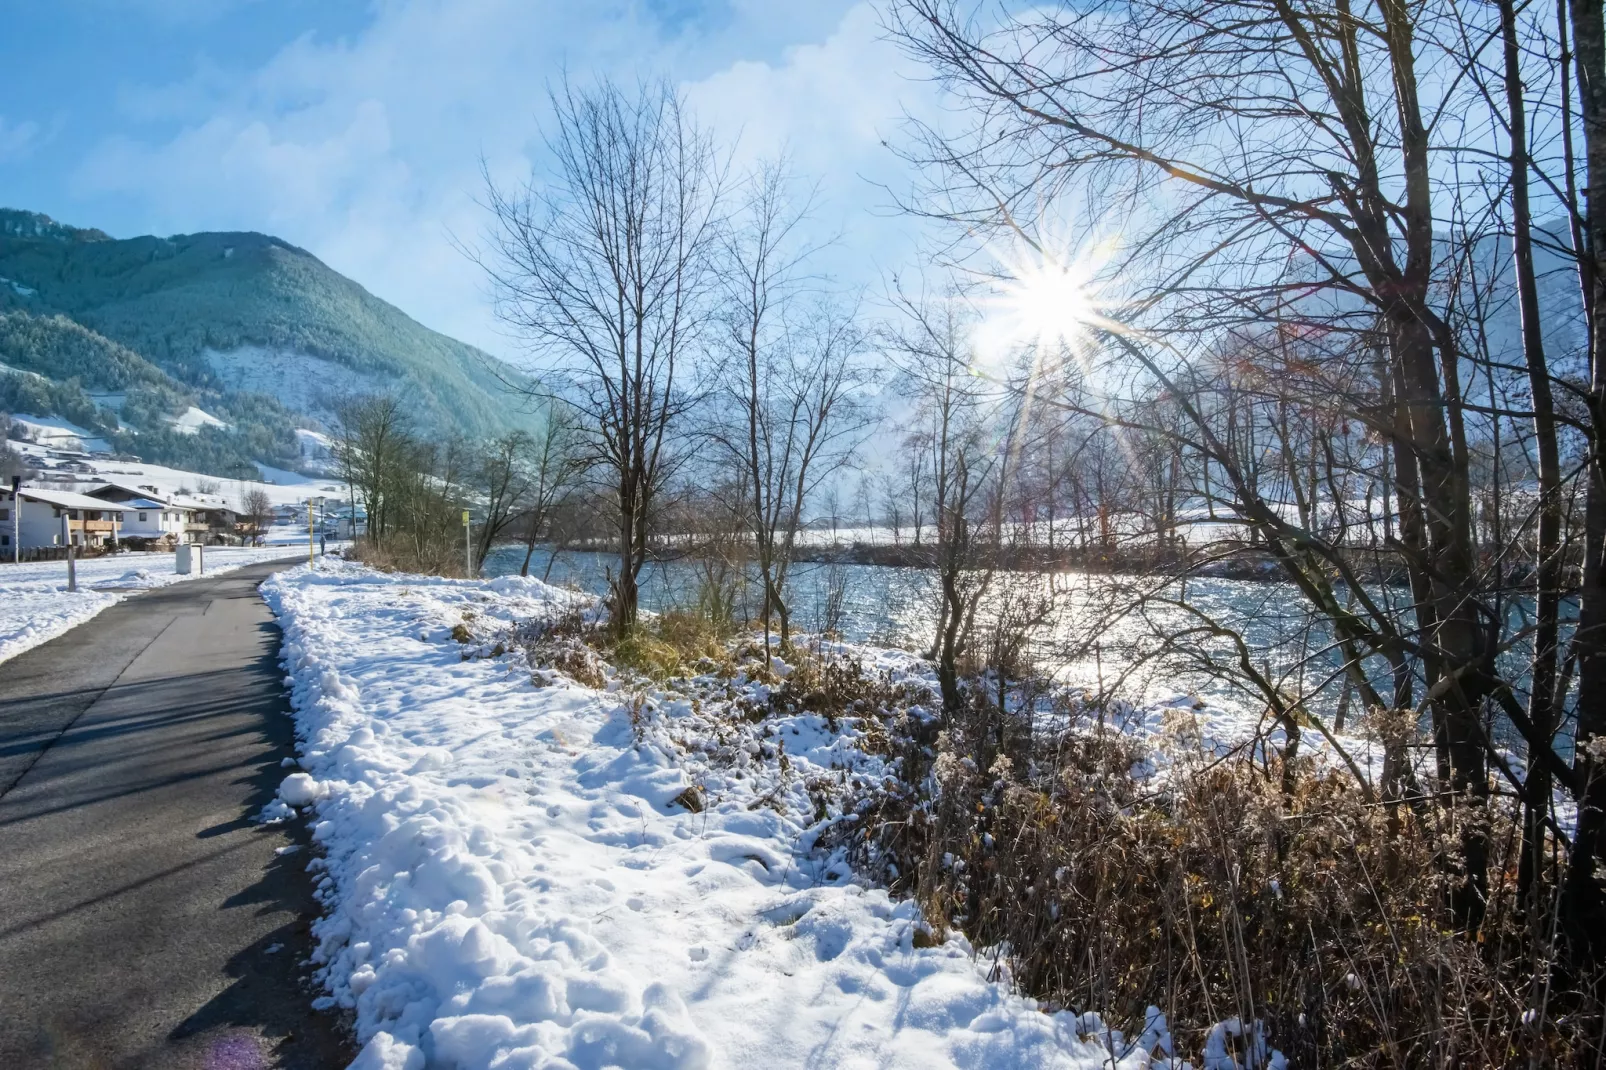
[614,481,641,634]
[1564,0,1606,967]
[1500,0,1564,918]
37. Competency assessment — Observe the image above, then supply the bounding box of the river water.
[481,543,1357,722]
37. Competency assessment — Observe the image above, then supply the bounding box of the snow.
[254,460,341,492]
[12,438,345,508]
[168,405,229,435]
[0,359,45,380]
[0,544,323,665]
[8,413,112,453]
[279,772,327,806]
[204,345,395,428]
[263,563,1252,1070]
[295,428,338,473]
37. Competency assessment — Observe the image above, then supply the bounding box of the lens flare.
[973,233,1120,365]
[1002,258,1098,345]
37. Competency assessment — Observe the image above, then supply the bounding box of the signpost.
[10,476,18,564]
[463,510,472,578]
[308,502,316,567]
[62,511,76,592]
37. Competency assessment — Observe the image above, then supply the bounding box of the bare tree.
[885,0,1606,945]
[484,76,724,634]
[334,394,411,546]
[516,401,587,579]
[710,161,873,654]
[471,431,536,572]
[241,487,273,547]
[884,283,1003,718]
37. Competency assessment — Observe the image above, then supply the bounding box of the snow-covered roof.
[14,487,135,512]
[86,481,171,504]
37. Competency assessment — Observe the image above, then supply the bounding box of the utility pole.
[10,476,18,564]
[463,509,472,578]
[62,510,76,592]
[308,501,315,567]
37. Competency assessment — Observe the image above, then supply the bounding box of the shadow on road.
[0,568,355,1069]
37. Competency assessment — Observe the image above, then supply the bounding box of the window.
[139,512,147,522]
[1,534,8,546]
[0,508,7,520]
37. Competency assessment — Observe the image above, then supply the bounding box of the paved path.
[0,561,353,1069]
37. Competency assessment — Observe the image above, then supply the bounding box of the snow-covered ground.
[263,562,1206,1070]
[0,539,325,665]
[11,438,345,507]
[168,404,229,435]
[8,413,113,453]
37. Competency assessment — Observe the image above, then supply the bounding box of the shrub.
[514,607,608,689]
[835,683,1604,1066]
[347,538,468,578]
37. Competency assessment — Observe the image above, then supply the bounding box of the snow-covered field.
[11,438,346,507]
[0,541,319,665]
[263,562,1202,1070]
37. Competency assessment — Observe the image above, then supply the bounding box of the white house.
[118,497,188,542]
[85,483,204,545]
[1,486,134,551]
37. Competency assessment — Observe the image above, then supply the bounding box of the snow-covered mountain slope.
[12,437,345,507]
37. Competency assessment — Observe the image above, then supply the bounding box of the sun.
[973,234,1119,364]
[1003,257,1099,345]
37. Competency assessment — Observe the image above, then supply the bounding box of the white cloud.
[68,0,929,356]
[683,3,934,292]
[687,4,911,168]
[0,116,41,162]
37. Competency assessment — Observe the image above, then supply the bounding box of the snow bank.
[264,562,1170,1070]
[0,546,311,665]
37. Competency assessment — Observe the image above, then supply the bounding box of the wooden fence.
[4,545,118,565]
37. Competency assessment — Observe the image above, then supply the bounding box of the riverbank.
[544,537,1423,586]
[261,560,1291,1069]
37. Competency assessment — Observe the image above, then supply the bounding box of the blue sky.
[0,0,929,357]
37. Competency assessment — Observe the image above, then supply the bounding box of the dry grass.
[829,687,1606,1067]
[609,608,733,681]
[346,538,469,577]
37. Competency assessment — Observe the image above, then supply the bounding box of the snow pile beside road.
[0,545,310,664]
[263,562,1159,1070]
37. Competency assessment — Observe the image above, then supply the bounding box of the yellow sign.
[462,510,471,525]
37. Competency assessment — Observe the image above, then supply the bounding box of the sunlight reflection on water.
[482,544,1331,719]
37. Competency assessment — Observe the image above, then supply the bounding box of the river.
[481,543,1359,723]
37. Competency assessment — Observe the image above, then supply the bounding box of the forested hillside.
[0,208,532,476]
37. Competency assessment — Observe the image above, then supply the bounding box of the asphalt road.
[0,561,353,1069]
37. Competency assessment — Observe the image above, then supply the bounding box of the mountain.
[0,209,534,475]
[0,309,309,473]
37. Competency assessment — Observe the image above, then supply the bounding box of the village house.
[1,486,134,551]
[81,482,255,545]
[84,483,204,547]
